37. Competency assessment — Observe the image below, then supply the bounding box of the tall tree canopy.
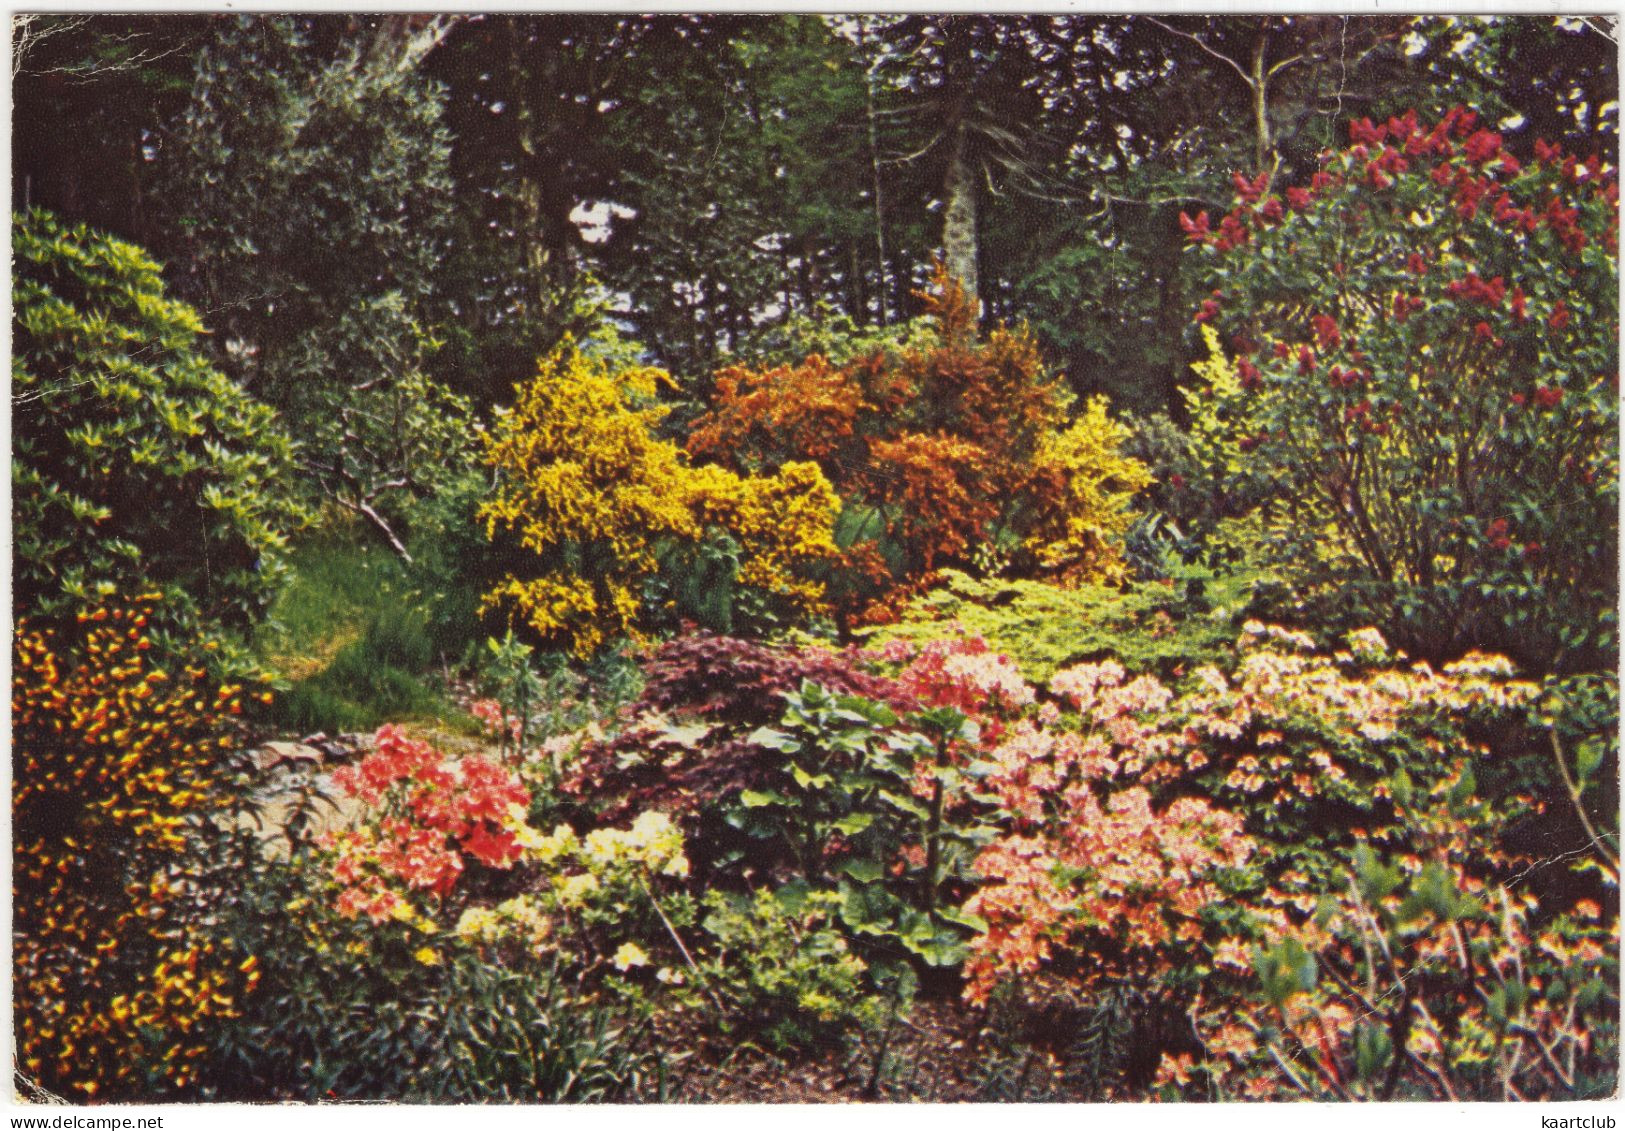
[14,12,1616,416]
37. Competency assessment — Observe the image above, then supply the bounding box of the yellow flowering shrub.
[1022,396,1154,583]
[12,598,261,1099]
[479,340,840,656]
[451,810,690,980]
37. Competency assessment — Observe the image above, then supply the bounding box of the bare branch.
[1143,16,1254,90]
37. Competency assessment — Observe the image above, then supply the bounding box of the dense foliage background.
[11,13,1618,1104]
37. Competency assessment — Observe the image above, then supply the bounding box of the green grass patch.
[259,534,467,735]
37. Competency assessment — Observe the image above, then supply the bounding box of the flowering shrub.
[687,269,1149,617]
[1175,623,1542,889]
[12,598,262,1099]
[1020,398,1154,583]
[320,726,533,924]
[883,633,1034,721]
[479,338,840,656]
[962,653,1258,1012]
[1183,107,1618,671]
[563,633,913,834]
[453,810,692,981]
[963,785,1256,1009]
[1172,831,1619,1100]
[942,617,1557,1093]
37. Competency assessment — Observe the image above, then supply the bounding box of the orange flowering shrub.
[319,725,533,925]
[1172,822,1618,1100]
[480,339,840,656]
[962,659,1256,1011]
[12,598,261,1099]
[949,619,1580,1097]
[687,353,871,469]
[866,432,996,575]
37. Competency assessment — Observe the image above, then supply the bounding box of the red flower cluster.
[1311,314,1341,351]
[1232,170,1270,204]
[323,726,532,922]
[888,634,1031,722]
[1446,271,1507,307]
[1392,293,1425,323]
[1462,128,1502,165]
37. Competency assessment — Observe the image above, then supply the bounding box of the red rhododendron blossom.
[1179,210,1211,242]
[1462,129,1502,164]
[1214,211,1250,251]
[1349,117,1385,146]
[1232,170,1270,204]
[1311,314,1341,351]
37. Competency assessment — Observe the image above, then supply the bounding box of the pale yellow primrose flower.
[612,941,649,971]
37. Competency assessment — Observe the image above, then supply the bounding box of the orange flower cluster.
[13,599,259,1099]
[321,725,533,924]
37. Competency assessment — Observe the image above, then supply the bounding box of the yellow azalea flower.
[555,872,601,906]
[455,907,502,943]
[413,946,441,967]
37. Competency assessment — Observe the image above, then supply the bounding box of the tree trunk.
[860,19,891,325]
[507,22,552,320]
[942,118,979,313]
[1251,34,1273,172]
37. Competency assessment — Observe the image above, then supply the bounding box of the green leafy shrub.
[868,567,1256,683]
[12,209,304,642]
[697,885,894,1053]
[1184,108,1618,671]
[732,681,995,967]
[202,859,667,1102]
[1178,825,1619,1100]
